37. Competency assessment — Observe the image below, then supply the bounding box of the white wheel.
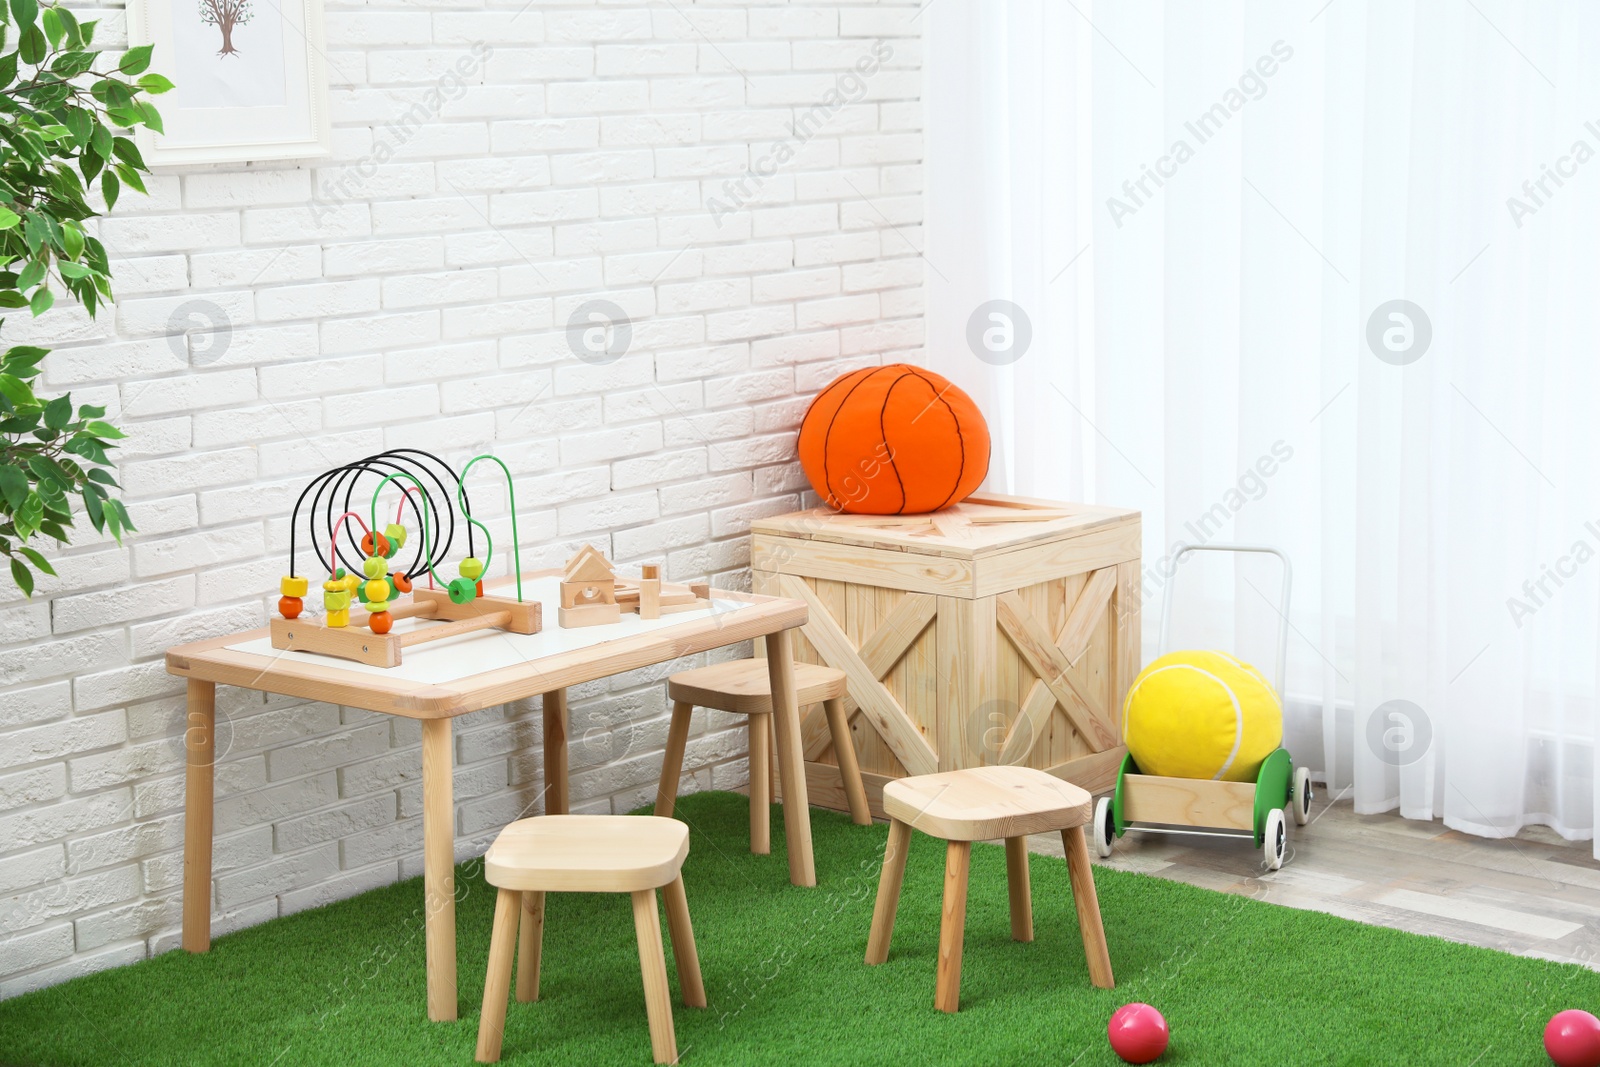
[1094,797,1116,858]
[1263,808,1287,870]
[1293,766,1313,825]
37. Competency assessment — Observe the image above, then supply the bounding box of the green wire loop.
[368,472,443,588]
[459,453,521,602]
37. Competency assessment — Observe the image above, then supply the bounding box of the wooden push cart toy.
[269,448,709,667]
[1092,543,1313,870]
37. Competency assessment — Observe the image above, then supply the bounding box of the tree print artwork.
[198,0,253,56]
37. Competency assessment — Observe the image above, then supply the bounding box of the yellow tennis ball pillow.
[1122,650,1283,782]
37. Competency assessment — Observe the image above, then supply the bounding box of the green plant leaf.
[61,224,83,259]
[136,73,174,94]
[17,546,56,576]
[84,419,125,439]
[0,466,27,509]
[111,136,144,169]
[118,43,152,75]
[90,123,112,159]
[19,22,44,62]
[29,287,52,315]
[0,206,18,230]
[43,393,70,429]
[55,4,78,44]
[9,0,38,30]
[0,376,34,411]
[100,170,118,210]
[61,108,92,148]
[40,4,60,46]
[9,558,32,597]
[57,261,92,279]
[82,485,104,530]
[135,100,163,135]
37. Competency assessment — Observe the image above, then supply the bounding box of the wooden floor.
[1025,792,1600,970]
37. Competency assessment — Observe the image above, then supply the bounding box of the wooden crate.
[750,493,1141,820]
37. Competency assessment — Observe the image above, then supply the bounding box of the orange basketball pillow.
[797,364,991,514]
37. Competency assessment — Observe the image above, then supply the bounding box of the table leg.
[542,689,568,816]
[182,679,215,953]
[764,629,816,887]
[422,717,457,1022]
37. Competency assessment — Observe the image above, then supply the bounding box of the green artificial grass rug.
[1,791,1594,1066]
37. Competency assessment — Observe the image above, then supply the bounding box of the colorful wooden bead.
[447,576,477,604]
[280,575,308,597]
[327,608,350,628]
[360,531,391,558]
[385,574,398,599]
[363,556,388,579]
[364,579,390,605]
[384,524,407,552]
[324,589,351,612]
[278,596,303,619]
[368,611,393,635]
[393,572,413,594]
[458,556,484,581]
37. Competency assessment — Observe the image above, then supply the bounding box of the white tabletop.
[227,574,742,684]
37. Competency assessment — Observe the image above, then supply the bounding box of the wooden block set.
[267,450,710,667]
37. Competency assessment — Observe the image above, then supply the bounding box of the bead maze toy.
[270,449,716,666]
[271,449,540,667]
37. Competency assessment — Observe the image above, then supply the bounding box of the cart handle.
[1156,542,1292,700]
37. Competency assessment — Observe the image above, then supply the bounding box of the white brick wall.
[0,0,923,996]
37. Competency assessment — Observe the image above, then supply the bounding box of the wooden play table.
[165,570,811,1022]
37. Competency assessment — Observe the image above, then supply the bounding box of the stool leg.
[515,891,544,1002]
[661,874,706,1008]
[823,698,871,826]
[865,818,912,964]
[747,713,771,855]
[654,702,693,818]
[1004,836,1034,942]
[475,887,521,1064]
[1062,826,1115,989]
[934,840,971,1014]
[631,889,678,1065]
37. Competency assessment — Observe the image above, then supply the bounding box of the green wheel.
[1253,748,1293,847]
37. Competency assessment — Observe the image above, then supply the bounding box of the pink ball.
[1108,1002,1169,1064]
[1546,1010,1600,1067]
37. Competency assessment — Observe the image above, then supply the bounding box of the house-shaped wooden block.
[559,545,621,627]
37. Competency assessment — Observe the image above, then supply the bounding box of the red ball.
[1546,1010,1600,1067]
[1108,1003,1169,1064]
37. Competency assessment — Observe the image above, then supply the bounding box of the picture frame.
[126,0,331,166]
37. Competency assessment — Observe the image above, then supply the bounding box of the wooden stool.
[475,815,705,1064]
[656,660,871,852]
[864,766,1113,1012]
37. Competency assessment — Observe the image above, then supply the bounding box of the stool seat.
[867,766,1114,1013]
[658,658,871,844]
[883,766,1092,842]
[667,659,847,715]
[485,815,689,893]
[476,814,704,1065]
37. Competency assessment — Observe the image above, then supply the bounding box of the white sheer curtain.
[925,0,1600,854]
